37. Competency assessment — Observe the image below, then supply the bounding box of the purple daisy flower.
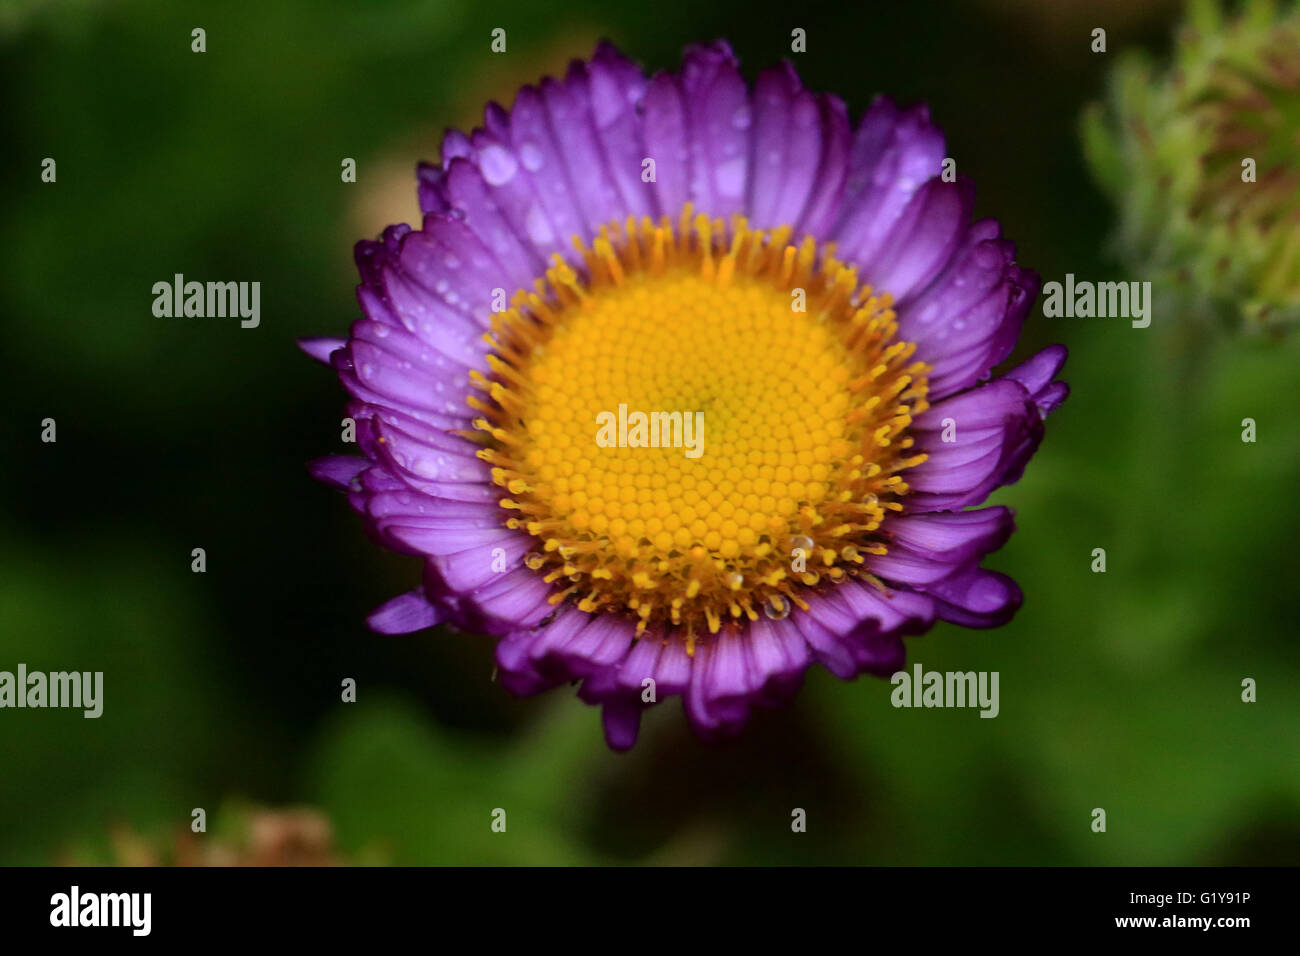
[303,41,1067,750]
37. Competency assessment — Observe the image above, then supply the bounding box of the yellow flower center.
[469,206,929,649]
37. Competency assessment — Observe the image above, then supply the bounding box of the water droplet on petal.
[520,142,545,171]
[478,144,518,186]
[525,205,554,243]
[716,156,745,197]
[764,597,791,620]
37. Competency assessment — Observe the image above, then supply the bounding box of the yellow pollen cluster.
[468,205,930,650]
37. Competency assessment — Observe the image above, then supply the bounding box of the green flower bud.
[1083,0,1300,331]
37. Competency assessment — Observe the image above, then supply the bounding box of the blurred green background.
[2,0,1297,865]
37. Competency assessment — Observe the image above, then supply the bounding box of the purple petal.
[587,41,657,219]
[908,378,1043,510]
[641,72,692,216]
[864,177,975,303]
[601,698,643,751]
[307,455,369,490]
[680,41,749,217]
[367,589,444,634]
[924,567,1023,628]
[833,98,946,267]
[298,336,346,365]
